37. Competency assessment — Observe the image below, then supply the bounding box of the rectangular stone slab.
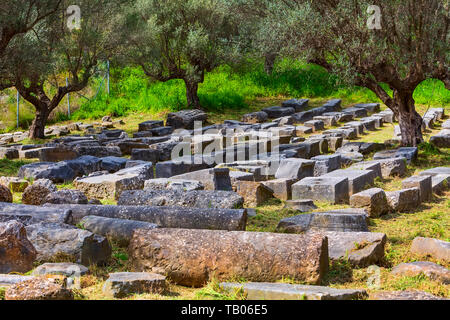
[0,203,72,225]
[292,177,349,204]
[44,204,247,231]
[324,169,375,196]
[129,229,329,287]
[219,282,367,300]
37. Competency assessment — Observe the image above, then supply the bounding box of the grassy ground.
[1,97,449,300]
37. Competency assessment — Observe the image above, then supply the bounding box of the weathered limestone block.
[234,181,274,207]
[5,278,74,300]
[277,210,368,233]
[171,168,232,191]
[45,204,247,231]
[144,178,204,191]
[323,231,387,267]
[281,99,309,112]
[292,177,349,204]
[74,163,153,200]
[0,221,36,273]
[350,188,389,218]
[324,169,375,196]
[262,178,295,201]
[353,103,380,113]
[402,175,432,202]
[410,237,450,262]
[430,131,450,148]
[0,176,29,192]
[373,147,418,164]
[138,120,164,132]
[25,222,111,266]
[80,216,158,246]
[304,120,325,132]
[128,228,329,287]
[118,189,244,209]
[349,161,382,180]
[0,147,19,159]
[391,261,449,284]
[242,111,269,124]
[386,188,420,212]
[103,272,166,298]
[0,183,13,203]
[262,106,295,118]
[166,109,207,129]
[130,149,160,163]
[368,157,407,178]
[311,154,341,176]
[275,158,315,180]
[0,203,72,226]
[38,147,78,162]
[43,190,88,205]
[370,290,447,300]
[220,282,367,300]
[22,179,58,205]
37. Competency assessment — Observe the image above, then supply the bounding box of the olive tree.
[262,0,449,146]
[120,0,240,109]
[5,0,127,139]
[0,0,62,90]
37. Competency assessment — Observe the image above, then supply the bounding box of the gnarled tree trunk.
[393,89,424,147]
[184,79,201,109]
[29,106,50,139]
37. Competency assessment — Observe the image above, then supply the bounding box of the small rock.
[391,261,449,284]
[102,272,166,298]
[43,189,88,205]
[0,183,13,203]
[410,237,450,262]
[5,277,73,300]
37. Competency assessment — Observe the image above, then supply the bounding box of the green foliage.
[71,59,449,120]
[0,159,33,177]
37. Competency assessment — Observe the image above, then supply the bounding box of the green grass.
[0,159,33,177]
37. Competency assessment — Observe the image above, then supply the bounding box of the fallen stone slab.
[73,145,122,158]
[283,199,317,212]
[350,188,389,218]
[45,204,247,231]
[370,290,447,300]
[430,132,450,148]
[219,282,367,300]
[144,178,204,191]
[130,148,160,163]
[391,261,449,284]
[0,221,37,274]
[402,175,432,202]
[277,210,368,233]
[418,167,450,177]
[365,157,407,178]
[275,158,315,180]
[32,262,89,278]
[43,190,88,205]
[100,157,128,173]
[118,189,244,209]
[342,107,368,118]
[103,272,166,298]
[26,222,111,266]
[22,179,58,206]
[262,106,295,118]
[138,120,164,132]
[337,142,384,155]
[311,154,341,176]
[292,176,349,204]
[0,203,73,225]
[304,120,325,132]
[262,178,295,201]
[410,237,450,262]
[353,103,380,113]
[373,147,418,164]
[74,163,154,200]
[242,111,269,124]
[129,229,328,287]
[336,152,364,165]
[5,277,74,300]
[324,169,375,196]
[0,147,19,159]
[323,231,387,267]
[281,99,309,112]
[171,168,232,191]
[349,162,382,181]
[155,159,210,178]
[80,216,158,246]
[38,147,78,162]
[386,188,420,212]
[166,109,207,129]
[430,174,450,194]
